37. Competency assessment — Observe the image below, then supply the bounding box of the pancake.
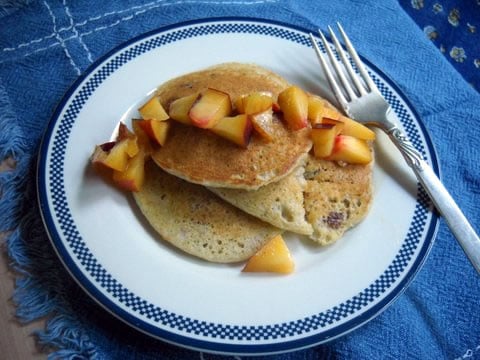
[133,161,282,263]
[151,63,312,190]
[303,155,373,245]
[203,90,373,241]
[207,151,373,242]
[134,63,373,262]
[209,165,313,235]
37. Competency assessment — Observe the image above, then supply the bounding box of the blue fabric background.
[399,0,480,92]
[1,1,480,359]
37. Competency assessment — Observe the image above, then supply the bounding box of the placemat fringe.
[1,81,97,359]
[36,314,98,360]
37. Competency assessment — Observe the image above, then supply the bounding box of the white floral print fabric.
[400,0,479,91]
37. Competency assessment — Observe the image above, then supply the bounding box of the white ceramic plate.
[37,18,439,355]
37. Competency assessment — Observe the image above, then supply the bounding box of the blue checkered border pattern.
[48,21,432,341]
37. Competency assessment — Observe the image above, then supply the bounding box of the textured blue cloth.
[1,1,480,359]
[399,0,480,92]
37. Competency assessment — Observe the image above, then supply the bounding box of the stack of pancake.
[133,63,373,263]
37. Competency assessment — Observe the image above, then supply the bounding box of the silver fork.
[309,24,480,274]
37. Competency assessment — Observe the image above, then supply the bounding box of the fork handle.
[385,126,480,274]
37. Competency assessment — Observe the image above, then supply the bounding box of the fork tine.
[309,33,348,107]
[336,23,378,93]
[321,27,358,101]
[327,25,366,97]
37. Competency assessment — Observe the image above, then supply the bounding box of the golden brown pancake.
[134,63,374,262]
[209,165,313,235]
[133,162,282,263]
[303,154,373,245]
[207,151,373,244]
[151,63,312,190]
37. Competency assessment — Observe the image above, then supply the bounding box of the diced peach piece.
[132,119,154,156]
[320,107,342,121]
[116,122,134,141]
[272,101,281,113]
[237,92,276,114]
[91,144,112,169]
[277,85,309,130]
[138,95,169,121]
[116,122,139,157]
[325,135,372,164]
[311,120,343,158]
[242,234,294,274]
[307,95,327,125]
[188,88,232,128]
[339,115,376,141]
[98,141,116,152]
[125,138,139,157]
[234,95,246,114]
[112,149,145,192]
[210,114,253,148]
[91,139,131,172]
[250,109,275,142]
[321,117,345,132]
[242,92,274,115]
[136,119,170,146]
[309,104,376,140]
[168,93,198,125]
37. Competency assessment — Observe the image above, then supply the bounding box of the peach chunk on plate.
[91,138,134,172]
[138,95,169,121]
[242,234,295,275]
[112,149,146,192]
[132,119,155,156]
[116,122,140,157]
[136,119,170,146]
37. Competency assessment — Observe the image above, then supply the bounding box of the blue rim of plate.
[37,17,440,355]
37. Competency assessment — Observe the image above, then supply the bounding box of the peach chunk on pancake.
[151,63,312,190]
